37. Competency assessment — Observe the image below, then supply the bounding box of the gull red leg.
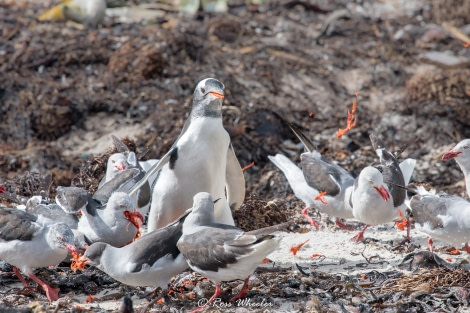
[190,284,222,313]
[335,219,357,231]
[229,276,250,302]
[28,273,60,302]
[427,238,434,253]
[406,222,411,241]
[351,225,369,243]
[301,207,320,230]
[463,243,470,254]
[12,267,31,288]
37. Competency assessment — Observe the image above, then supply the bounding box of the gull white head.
[183,192,217,230]
[442,139,470,163]
[359,167,391,201]
[106,153,129,180]
[47,223,77,255]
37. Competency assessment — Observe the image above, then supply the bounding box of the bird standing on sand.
[177,192,282,313]
[350,166,394,242]
[350,134,410,242]
[0,207,77,302]
[407,186,470,253]
[268,118,355,229]
[130,78,245,231]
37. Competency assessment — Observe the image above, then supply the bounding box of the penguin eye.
[201,87,205,94]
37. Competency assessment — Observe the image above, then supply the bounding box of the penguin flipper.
[225,144,245,210]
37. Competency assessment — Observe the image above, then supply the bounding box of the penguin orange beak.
[374,186,390,201]
[442,150,461,161]
[208,91,224,99]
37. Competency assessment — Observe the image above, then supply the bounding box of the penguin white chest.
[175,118,229,183]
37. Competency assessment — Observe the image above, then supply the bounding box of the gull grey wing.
[0,207,39,241]
[178,227,250,272]
[135,181,151,209]
[301,154,352,196]
[93,168,140,203]
[84,194,105,216]
[409,195,451,229]
[26,203,79,229]
[56,186,89,213]
[225,144,245,210]
[129,148,174,197]
[369,133,386,151]
[128,223,183,272]
[128,210,191,272]
[225,233,275,247]
[111,135,130,153]
[370,134,406,207]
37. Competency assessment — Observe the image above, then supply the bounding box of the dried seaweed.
[70,137,137,194]
[233,193,288,231]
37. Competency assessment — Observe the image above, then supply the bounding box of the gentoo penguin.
[130,78,245,231]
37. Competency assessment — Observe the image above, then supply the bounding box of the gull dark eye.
[201,87,205,94]
[464,146,469,150]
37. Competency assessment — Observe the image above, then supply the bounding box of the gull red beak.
[124,209,144,227]
[442,150,461,161]
[115,162,126,171]
[208,91,224,99]
[64,243,78,255]
[374,186,390,201]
